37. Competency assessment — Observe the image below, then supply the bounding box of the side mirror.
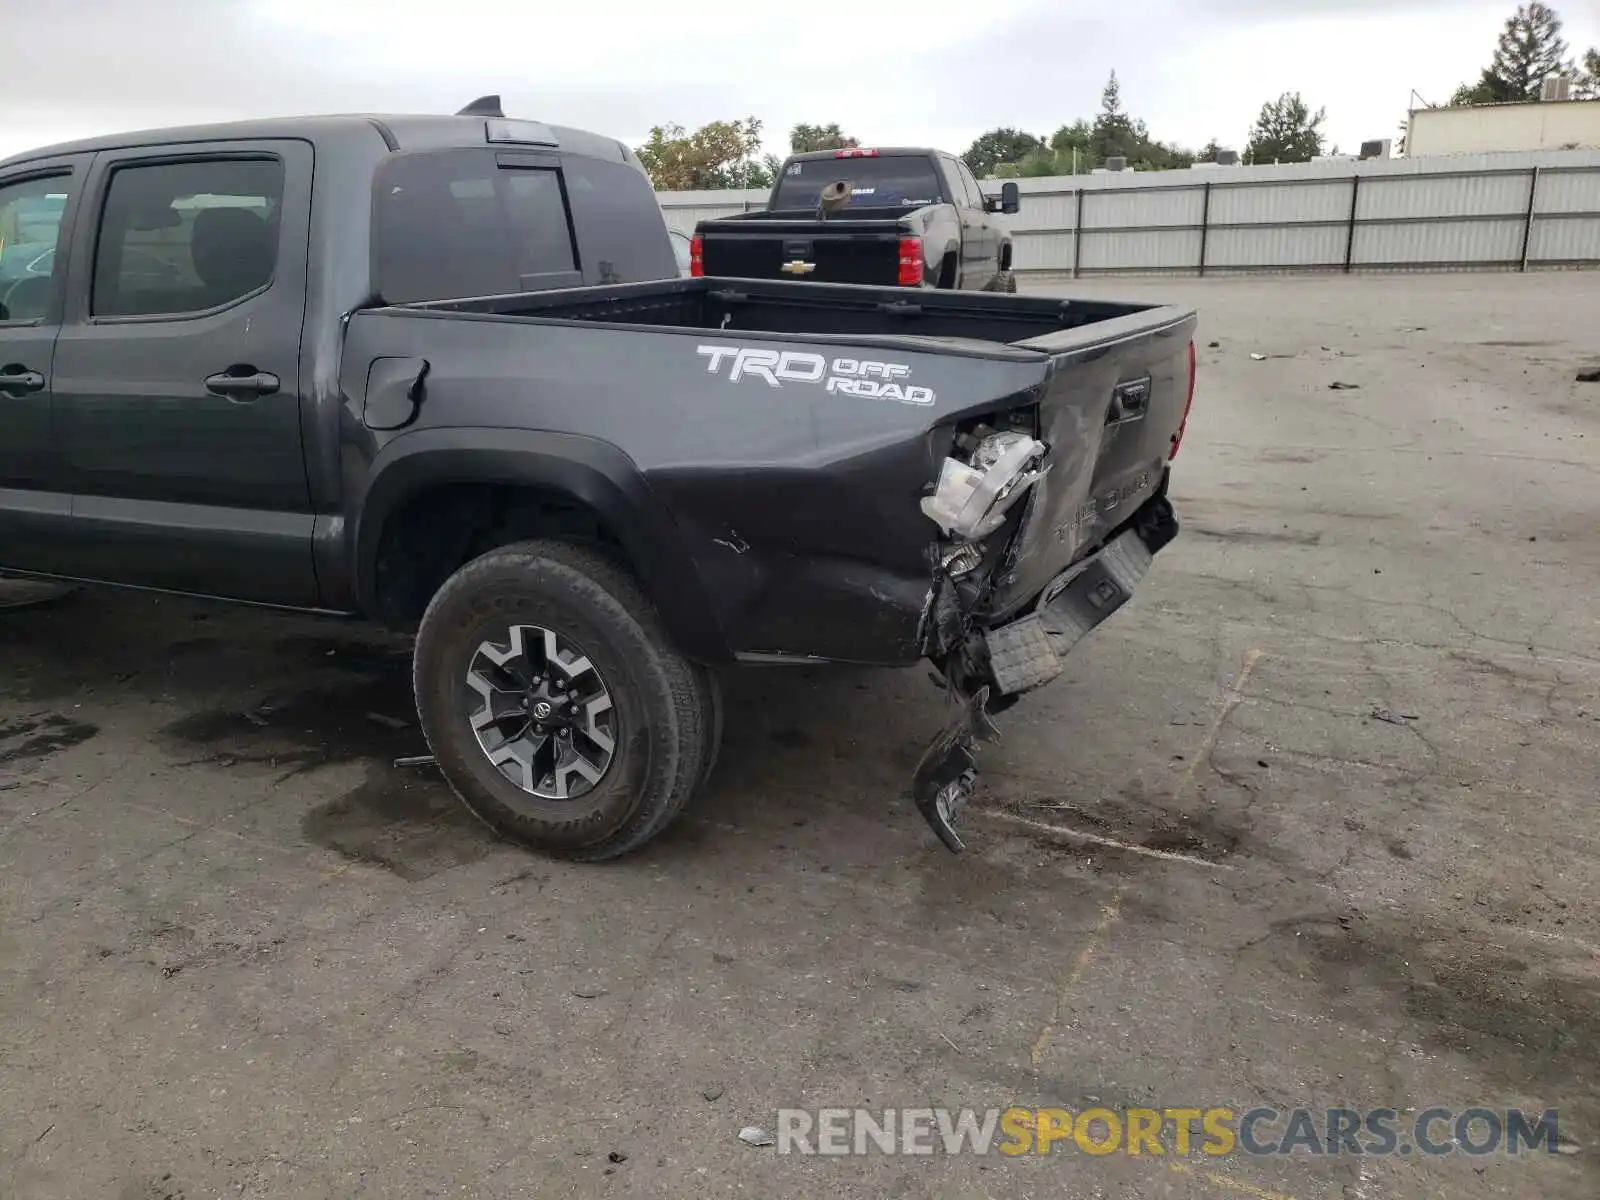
[1000,181,1021,215]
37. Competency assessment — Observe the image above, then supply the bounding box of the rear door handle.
[205,369,280,401]
[0,366,46,395]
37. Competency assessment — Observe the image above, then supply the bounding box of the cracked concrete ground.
[2,271,1598,1200]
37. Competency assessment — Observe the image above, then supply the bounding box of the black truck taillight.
[689,233,704,277]
[897,236,924,287]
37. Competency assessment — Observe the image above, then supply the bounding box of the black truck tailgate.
[698,216,906,286]
[987,308,1198,619]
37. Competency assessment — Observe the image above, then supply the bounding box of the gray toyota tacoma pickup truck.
[0,98,1198,859]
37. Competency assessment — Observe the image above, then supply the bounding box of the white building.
[1407,98,1600,156]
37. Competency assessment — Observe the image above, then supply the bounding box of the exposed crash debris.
[920,431,1048,541]
[393,754,436,768]
[911,686,1001,852]
[738,1126,776,1147]
[906,359,1185,860]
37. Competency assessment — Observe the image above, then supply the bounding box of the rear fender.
[353,427,731,663]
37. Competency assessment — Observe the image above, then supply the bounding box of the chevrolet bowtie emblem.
[780,260,816,275]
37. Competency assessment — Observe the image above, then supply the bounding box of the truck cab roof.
[781,147,940,162]
[0,112,643,171]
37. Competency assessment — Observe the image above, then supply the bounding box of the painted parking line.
[1027,648,1264,1068]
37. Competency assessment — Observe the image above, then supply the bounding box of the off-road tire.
[413,538,718,861]
[693,664,725,791]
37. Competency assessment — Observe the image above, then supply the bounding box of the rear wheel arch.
[354,429,732,664]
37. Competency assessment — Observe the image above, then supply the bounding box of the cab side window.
[0,173,73,324]
[956,160,988,211]
[91,158,284,319]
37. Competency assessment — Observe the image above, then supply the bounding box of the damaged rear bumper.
[912,490,1179,851]
[983,491,1178,698]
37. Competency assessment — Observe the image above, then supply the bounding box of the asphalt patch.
[1296,914,1600,1136]
[160,667,492,881]
[0,712,99,769]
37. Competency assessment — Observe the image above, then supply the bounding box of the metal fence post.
[1343,175,1361,273]
[1072,189,1085,279]
[1519,166,1541,271]
[1198,182,1212,277]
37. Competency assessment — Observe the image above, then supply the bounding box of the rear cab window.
[372,147,677,303]
[770,155,944,210]
[373,148,580,305]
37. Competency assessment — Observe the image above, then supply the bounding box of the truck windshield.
[770,156,943,210]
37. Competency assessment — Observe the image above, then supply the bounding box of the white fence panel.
[656,150,1600,276]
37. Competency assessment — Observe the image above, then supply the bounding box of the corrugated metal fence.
[657,149,1600,277]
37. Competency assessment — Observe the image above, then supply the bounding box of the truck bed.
[370,276,1197,662]
[401,276,1165,350]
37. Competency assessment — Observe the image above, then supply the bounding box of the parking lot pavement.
[2,271,1598,1200]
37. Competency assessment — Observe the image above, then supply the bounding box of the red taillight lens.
[897,236,923,287]
[1170,339,1197,459]
[835,147,880,158]
[689,233,704,277]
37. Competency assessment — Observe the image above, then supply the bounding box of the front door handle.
[0,366,46,395]
[205,369,280,401]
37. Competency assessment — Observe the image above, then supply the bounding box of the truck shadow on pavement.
[1,587,951,881]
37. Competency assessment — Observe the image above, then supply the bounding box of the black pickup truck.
[691,147,1022,293]
[0,100,1197,860]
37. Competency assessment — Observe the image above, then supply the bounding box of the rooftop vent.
[1541,74,1571,102]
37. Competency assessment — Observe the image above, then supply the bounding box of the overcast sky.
[5,0,1598,169]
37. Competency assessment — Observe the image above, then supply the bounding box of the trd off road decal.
[695,344,936,406]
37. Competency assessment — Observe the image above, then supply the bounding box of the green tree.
[1576,46,1600,98]
[961,128,1044,177]
[789,123,859,154]
[1048,120,1099,173]
[1198,138,1225,163]
[1245,92,1328,164]
[1085,72,1195,170]
[635,117,774,190]
[1451,2,1572,103]
[1092,70,1136,161]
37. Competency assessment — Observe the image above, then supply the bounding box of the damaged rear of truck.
[369,278,1197,853]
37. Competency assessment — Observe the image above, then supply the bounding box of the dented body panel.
[363,278,1198,670]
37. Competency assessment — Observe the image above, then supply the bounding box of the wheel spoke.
[464,622,616,802]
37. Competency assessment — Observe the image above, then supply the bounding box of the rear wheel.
[412,539,718,861]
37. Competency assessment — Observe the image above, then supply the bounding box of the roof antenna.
[457,95,505,118]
